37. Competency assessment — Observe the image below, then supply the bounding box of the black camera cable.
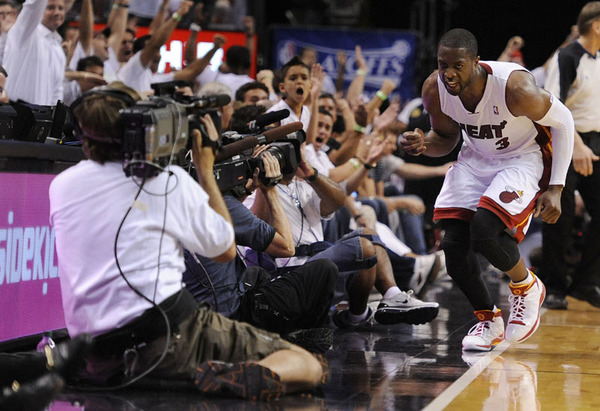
[70,174,174,391]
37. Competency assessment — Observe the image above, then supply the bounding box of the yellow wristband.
[349,158,361,170]
[356,69,367,76]
[376,90,387,101]
[172,12,182,22]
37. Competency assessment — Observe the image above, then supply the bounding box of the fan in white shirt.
[4,0,66,106]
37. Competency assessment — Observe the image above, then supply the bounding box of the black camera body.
[214,129,305,196]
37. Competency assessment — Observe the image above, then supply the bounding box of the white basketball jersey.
[437,61,542,158]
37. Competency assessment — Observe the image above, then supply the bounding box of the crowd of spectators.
[2,0,597,408]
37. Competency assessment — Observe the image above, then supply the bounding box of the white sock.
[349,307,370,324]
[383,286,402,300]
[512,270,534,286]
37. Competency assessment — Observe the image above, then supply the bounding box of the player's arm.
[400,72,461,157]
[506,69,574,187]
[506,70,575,223]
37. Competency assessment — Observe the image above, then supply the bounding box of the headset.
[68,83,141,144]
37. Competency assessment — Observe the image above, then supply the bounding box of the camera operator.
[263,151,439,329]
[183,144,338,354]
[48,83,325,400]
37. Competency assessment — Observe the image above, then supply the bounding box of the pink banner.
[0,172,65,342]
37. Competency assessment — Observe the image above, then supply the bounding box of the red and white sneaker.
[505,272,546,343]
[462,308,505,351]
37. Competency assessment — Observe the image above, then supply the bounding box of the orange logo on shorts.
[499,186,523,204]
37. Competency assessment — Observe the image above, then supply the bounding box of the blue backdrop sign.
[272,26,417,102]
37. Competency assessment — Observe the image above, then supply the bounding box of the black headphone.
[69,85,139,143]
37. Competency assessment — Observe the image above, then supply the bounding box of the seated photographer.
[49,82,325,401]
[183,145,338,353]
[244,148,440,328]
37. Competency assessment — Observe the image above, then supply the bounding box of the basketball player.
[401,28,574,352]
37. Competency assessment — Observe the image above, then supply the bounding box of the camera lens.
[265,146,286,170]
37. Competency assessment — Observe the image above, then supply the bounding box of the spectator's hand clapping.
[380,79,397,97]
[372,101,399,132]
[364,135,386,164]
[309,63,325,102]
[355,45,367,72]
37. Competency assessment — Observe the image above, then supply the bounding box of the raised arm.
[191,115,237,262]
[296,160,346,217]
[10,0,51,43]
[183,3,207,65]
[149,0,170,34]
[140,0,193,68]
[107,0,130,55]
[364,78,396,124]
[78,0,94,54]
[175,34,225,82]
[327,99,361,165]
[346,45,367,109]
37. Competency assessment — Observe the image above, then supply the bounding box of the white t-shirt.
[4,0,65,105]
[196,69,253,96]
[118,50,175,93]
[50,161,234,336]
[68,42,90,71]
[304,144,335,177]
[274,180,332,267]
[103,47,121,83]
[267,98,311,132]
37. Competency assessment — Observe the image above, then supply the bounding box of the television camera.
[213,119,305,197]
[119,81,230,178]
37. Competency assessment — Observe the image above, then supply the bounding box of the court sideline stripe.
[422,308,548,411]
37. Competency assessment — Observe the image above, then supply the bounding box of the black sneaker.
[543,293,568,310]
[46,334,94,380]
[0,373,64,411]
[283,328,333,354]
[569,285,600,308]
[195,361,285,401]
[332,306,373,329]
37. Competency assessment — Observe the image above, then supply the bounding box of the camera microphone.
[245,109,290,133]
[215,121,303,162]
[193,94,232,108]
